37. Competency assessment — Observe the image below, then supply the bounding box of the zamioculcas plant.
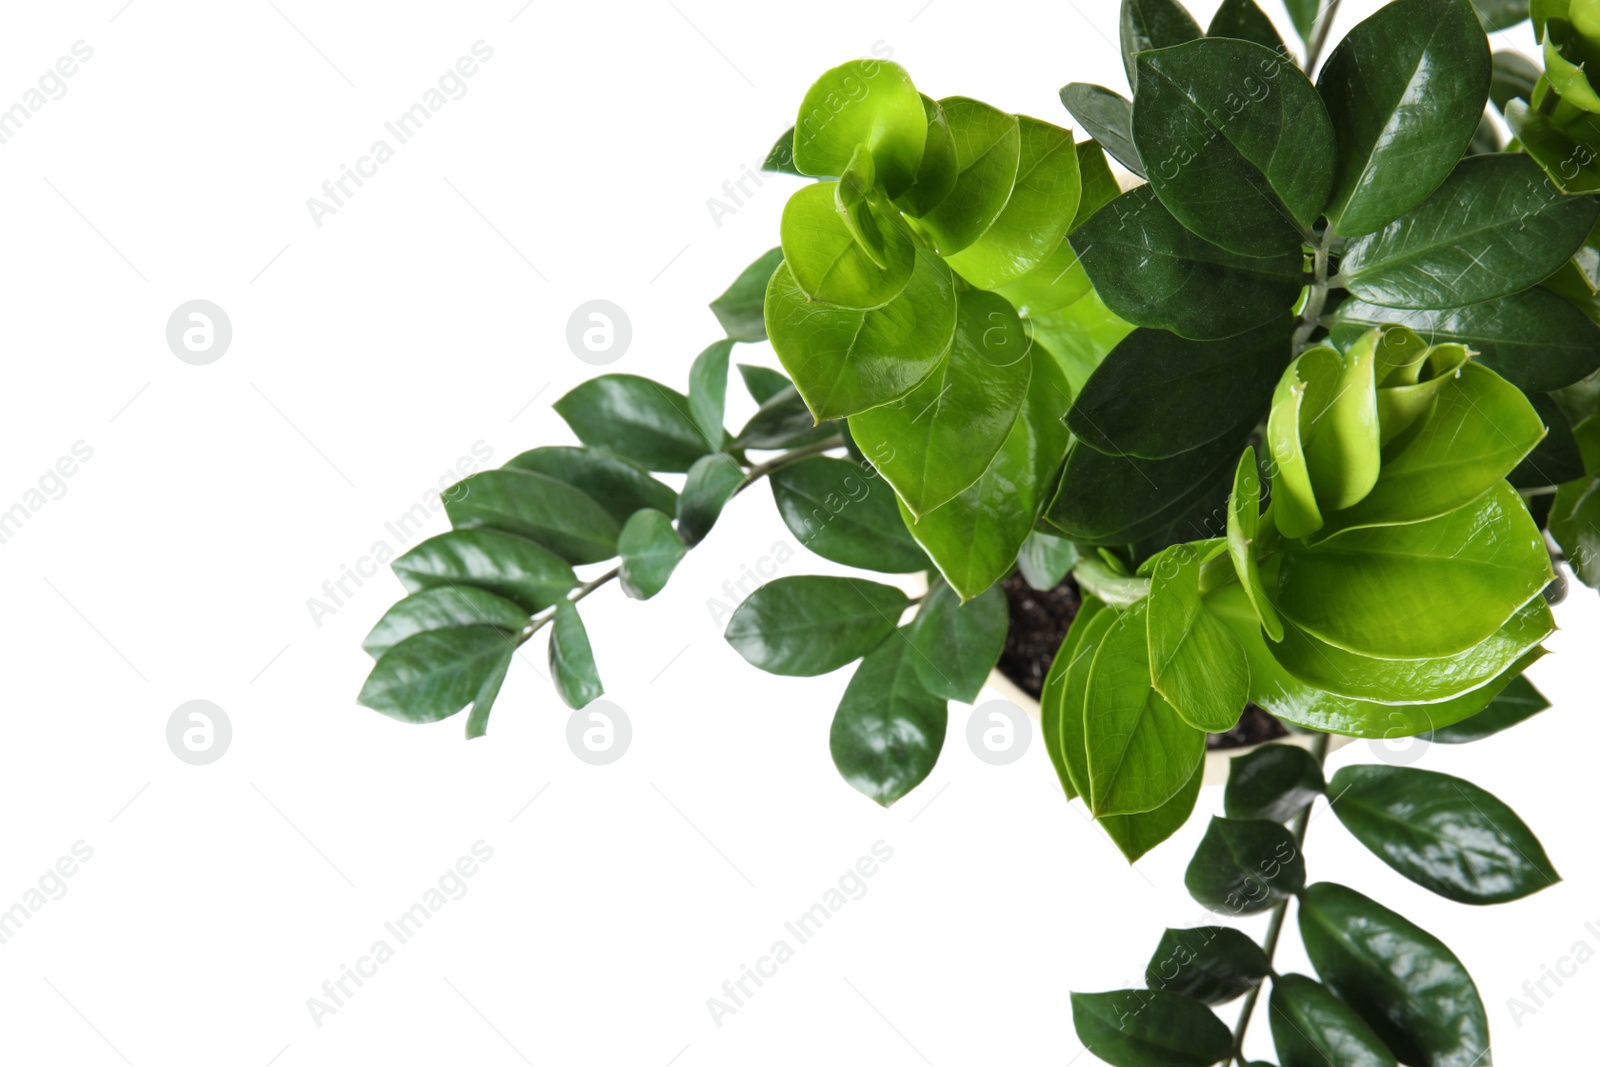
[354,0,1599,1061]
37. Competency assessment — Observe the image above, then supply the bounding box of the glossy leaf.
[1121,0,1203,91]
[554,375,711,473]
[1048,428,1246,545]
[1277,482,1552,659]
[779,180,915,309]
[359,626,516,724]
[1422,674,1550,742]
[392,529,577,614]
[363,587,529,659]
[1299,882,1490,1067]
[738,363,792,405]
[1084,600,1208,817]
[1303,332,1381,512]
[463,646,512,740]
[549,601,603,710]
[710,248,782,342]
[849,289,1033,516]
[723,575,910,676]
[503,446,677,525]
[1316,0,1492,237]
[829,629,947,805]
[444,469,620,565]
[1265,348,1333,539]
[677,453,745,547]
[1145,926,1271,1004]
[1338,154,1600,309]
[1185,816,1305,914]
[1103,757,1205,862]
[616,508,686,601]
[1070,318,1292,458]
[770,456,928,572]
[1227,447,1284,641]
[1133,38,1335,256]
[908,581,1009,702]
[1505,97,1600,194]
[687,340,733,447]
[1208,0,1288,52]
[764,249,956,422]
[1147,543,1249,732]
[895,94,959,216]
[1224,744,1325,822]
[1059,83,1145,177]
[1071,187,1304,340]
[1017,530,1080,591]
[1027,290,1139,395]
[731,386,839,452]
[1269,974,1398,1067]
[917,98,1021,254]
[792,59,927,196]
[1070,988,1233,1067]
[1513,392,1587,487]
[1055,602,1118,800]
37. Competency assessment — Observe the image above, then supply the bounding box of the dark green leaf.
[1470,0,1529,31]
[554,375,711,472]
[363,587,529,658]
[1269,974,1398,1067]
[917,98,1020,253]
[1316,0,1492,237]
[677,453,745,547]
[549,601,603,709]
[1338,154,1600,309]
[761,126,802,176]
[392,529,577,614]
[732,385,839,450]
[502,446,677,525]
[737,363,792,406]
[463,646,512,740]
[1059,83,1145,178]
[770,456,928,573]
[1070,988,1233,1067]
[687,340,733,448]
[724,575,910,676]
[359,626,516,724]
[616,509,685,601]
[1146,926,1271,1004]
[1422,674,1549,743]
[1284,0,1320,42]
[1224,743,1325,822]
[1227,447,1284,641]
[445,469,620,565]
[1550,415,1600,586]
[710,249,782,342]
[1490,49,1540,112]
[1468,113,1503,155]
[1512,392,1586,488]
[1329,764,1560,903]
[1208,0,1288,52]
[830,629,947,805]
[908,581,1008,703]
[1134,39,1334,256]
[1017,530,1079,591]
[1122,0,1204,91]
[1185,816,1306,914]
[1299,882,1490,1067]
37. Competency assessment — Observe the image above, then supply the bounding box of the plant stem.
[1292,228,1337,356]
[1301,0,1344,75]
[1231,732,1331,1065]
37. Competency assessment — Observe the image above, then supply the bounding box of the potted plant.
[352,0,1598,1061]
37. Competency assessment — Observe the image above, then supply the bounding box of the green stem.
[1072,556,1152,607]
[1231,732,1332,1065]
[1292,228,1338,356]
[1301,0,1344,76]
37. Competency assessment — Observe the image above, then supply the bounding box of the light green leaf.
[916,98,1021,254]
[1054,600,1117,800]
[779,180,915,309]
[1017,530,1080,592]
[895,94,960,216]
[792,59,928,196]
[1227,447,1284,641]
[1146,542,1250,732]
[616,508,686,601]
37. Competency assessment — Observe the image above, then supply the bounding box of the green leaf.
[737,363,792,405]
[908,581,1008,703]
[1329,764,1560,904]
[359,626,517,724]
[848,289,1033,516]
[1146,543,1249,732]
[916,98,1021,254]
[896,94,960,216]
[1058,83,1145,178]
[1550,415,1600,586]
[1146,926,1271,1005]
[761,126,801,176]
[1276,482,1553,659]
[835,146,890,268]
[770,456,928,572]
[1121,0,1204,91]
[829,629,946,805]
[1422,674,1550,742]
[899,343,1072,598]
[686,340,732,449]
[1047,428,1247,545]
[363,587,529,658]
[731,386,839,452]
[1299,882,1490,1067]
[1490,49,1540,112]
[1027,290,1139,395]
[1469,112,1503,155]
[1329,289,1600,394]
[1017,530,1080,591]
[548,600,603,710]
[463,646,512,740]
[792,59,927,196]
[1265,348,1332,539]
[1338,154,1600,309]
[765,249,956,422]
[1301,331,1382,514]
[1505,98,1600,194]
[502,446,677,525]
[1102,751,1205,862]
[1316,0,1492,238]
[1269,974,1399,1067]
[724,575,910,676]
[445,469,620,565]
[616,509,686,601]
[1470,0,1529,30]
[1186,816,1306,914]
[1134,39,1335,256]
[392,529,577,614]
[675,454,745,547]
[1070,319,1293,458]
[1070,988,1233,1067]
[1071,187,1305,341]
[1084,600,1208,817]
[1051,599,1116,800]
[1284,0,1320,42]
[1514,391,1586,487]
[1209,0,1288,52]
[1224,743,1325,822]
[779,180,915,310]
[944,116,1083,289]
[554,375,711,472]
[1227,447,1284,642]
[710,248,782,342]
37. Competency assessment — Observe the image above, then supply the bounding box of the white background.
[0,0,1593,1063]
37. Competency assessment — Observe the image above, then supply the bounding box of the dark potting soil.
[996,572,1287,751]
